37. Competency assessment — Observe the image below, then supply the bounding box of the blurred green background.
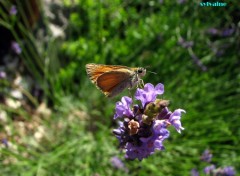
[0,0,239,175]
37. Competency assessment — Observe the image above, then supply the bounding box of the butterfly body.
[86,63,146,97]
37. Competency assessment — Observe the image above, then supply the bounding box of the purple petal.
[140,136,152,143]
[158,107,172,119]
[171,109,186,118]
[144,83,155,92]
[154,140,164,150]
[153,120,168,133]
[114,96,133,119]
[135,83,164,107]
[122,96,132,105]
[155,83,164,94]
[169,109,186,133]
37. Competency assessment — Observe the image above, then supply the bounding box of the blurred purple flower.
[207,28,219,35]
[189,51,207,71]
[113,83,185,160]
[178,37,194,48]
[191,168,199,176]
[204,164,216,175]
[221,28,235,37]
[0,71,6,79]
[193,149,236,175]
[178,37,207,71]
[177,0,186,4]
[11,41,22,54]
[223,166,236,176]
[114,96,133,119]
[159,0,163,4]
[9,5,17,15]
[207,27,235,37]
[135,83,164,107]
[215,49,225,57]
[200,149,212,163]
[1,138,8,148]
[110,156,128,172]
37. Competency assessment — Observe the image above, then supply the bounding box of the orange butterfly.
[86,63,146,97]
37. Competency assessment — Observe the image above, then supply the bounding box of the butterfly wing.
[96,70,132,97]
[86,63,130,83]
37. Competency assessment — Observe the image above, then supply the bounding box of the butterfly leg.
[134,74,143,88]
[127,80,134,98]
[139,79,144,88]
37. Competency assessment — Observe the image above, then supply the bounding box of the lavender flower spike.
[113,83,186,160]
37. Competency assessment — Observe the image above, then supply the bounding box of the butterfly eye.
[138,69,143,73]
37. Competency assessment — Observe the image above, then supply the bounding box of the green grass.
[0,0,239,175]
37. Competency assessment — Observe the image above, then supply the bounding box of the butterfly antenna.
[145,66,157,74]
[147,71,157,74]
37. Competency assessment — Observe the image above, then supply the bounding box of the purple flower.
[215,49,225,57]
[125,123,169,161]
[159,0,163,4]
[110,156,128,172]
[169,109,185,133]
[207,28,219,35]
[189,51,207,71]
[113,121,129,147]
[113,83,185,160]
[9,5,17,15]
[11,41,22,54]
[221,28,235,37]
[0,71,6,79]
[1,138,8,148]
[178,37,194,48]
[177,0,186,4]
[191,169,199,176]
[194,149,236,176]
[204,164,216,175]
[200,149,212,163]
[125,142,153,160]
[158,107,171,119]
[152,120,170,148]
[207,27,235,37]
[223,166,236,176]
[135,83,164,107]
[114,96,133,119]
